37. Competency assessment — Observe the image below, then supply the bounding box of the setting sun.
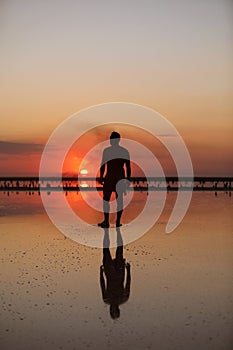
[80,169,88,175]
[80,183,89,188]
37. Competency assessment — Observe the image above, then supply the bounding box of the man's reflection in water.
[100,227,131,319]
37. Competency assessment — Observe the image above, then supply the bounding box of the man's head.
[110,131,121,146]
[110,304,120,319]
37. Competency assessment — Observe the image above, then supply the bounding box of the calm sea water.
[0,191,232,350]
[0,189,232,216]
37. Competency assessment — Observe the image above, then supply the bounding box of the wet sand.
[0,193,232,350]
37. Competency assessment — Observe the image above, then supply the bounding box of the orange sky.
[0,1,232,176]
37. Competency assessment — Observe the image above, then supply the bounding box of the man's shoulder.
[103,146,112,155]
[103,146,112,152]
[118,146,129,154]
[103,145,130,160]
[104,146,129,153]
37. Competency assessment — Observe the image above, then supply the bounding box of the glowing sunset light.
[80,183,89,188]
[80,169,88,175]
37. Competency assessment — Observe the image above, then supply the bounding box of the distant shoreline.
[0,176,232,193]
[0,176,232,181]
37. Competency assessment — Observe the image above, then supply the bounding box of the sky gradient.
[0,0,232,176]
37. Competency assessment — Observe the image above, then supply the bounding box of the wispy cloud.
[0,141,44,155]
[156,134,177,138]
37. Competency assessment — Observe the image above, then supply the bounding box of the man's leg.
[116,190,123,227]
[98,187,112,227]
[115,228,125,282]
[103,190,111,223]
[103,228,112,265]
[116,226,123,247]
[103,227,110,248]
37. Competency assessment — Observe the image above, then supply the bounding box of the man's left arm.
[125,151,131,181]
[122,263,131,301]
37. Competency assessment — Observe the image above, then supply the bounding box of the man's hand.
[126,262,131,271]
[97,177,104,185]
[124,178,131,195]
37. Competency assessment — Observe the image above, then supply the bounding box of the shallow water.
[0,192,232,350]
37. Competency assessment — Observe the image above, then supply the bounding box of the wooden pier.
[0,177,232,193]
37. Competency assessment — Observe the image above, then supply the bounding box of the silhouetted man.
[100,227,131,319]
[98,131,131,228]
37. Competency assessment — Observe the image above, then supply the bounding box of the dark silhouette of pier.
[0,177,232,194]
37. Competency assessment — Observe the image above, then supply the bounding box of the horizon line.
[0,176,232,181]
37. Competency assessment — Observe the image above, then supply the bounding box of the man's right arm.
[99,163,105,184]
[98,150,106,185]
[100,266,107,300]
